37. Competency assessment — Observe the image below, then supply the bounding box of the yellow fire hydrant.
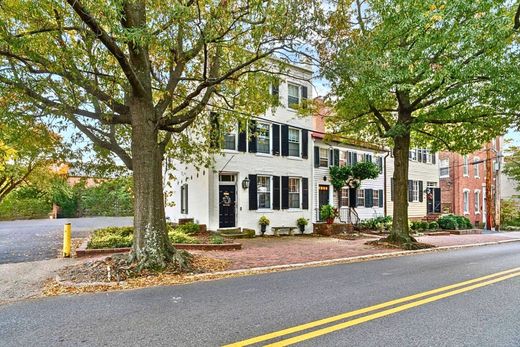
[63,223,71,258]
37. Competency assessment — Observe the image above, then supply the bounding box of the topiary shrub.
[419,221,429,230]
[438,215,458,230]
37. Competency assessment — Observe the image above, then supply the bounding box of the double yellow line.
[224,267,520,347]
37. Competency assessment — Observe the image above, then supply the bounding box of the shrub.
[168,230,198,244]
[453,215,472,229]
[429,221,439,230]
[296,217,308,227]
[87,226,134,249]
[438,215,458,230]
[500,199,520,226]
[0,194,50,220]
[258,215,270,226]
[419,221,429,230]
[410,221,421,231]
[320,204,337,222]
[176,222,200,235]
[210,234,225,244]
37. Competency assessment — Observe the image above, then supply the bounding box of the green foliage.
[437,215,472,230]
[359,216,392,230]
[209,234,225,245]
[87,227,134,249]
[296,217,309,227]
[329,162,380,191]
[175,222,200,235]
[420,221,429,230]
[168,230,198,244]
[500,199,520,226]
[258,216,270,226]
[320,204,337,221]
[429,222,439,230]
[0,193,50,220]
[78,177,133,217]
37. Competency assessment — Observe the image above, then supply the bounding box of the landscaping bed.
[76,224,241,257]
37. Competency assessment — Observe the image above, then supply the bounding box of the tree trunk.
[129,99,174,270]
[389,131,414,244]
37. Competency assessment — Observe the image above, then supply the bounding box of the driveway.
[0,217,132,264]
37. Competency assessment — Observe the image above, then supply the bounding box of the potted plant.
[296,217,308,234]
[320,204,337,224]
[258,216,270,235]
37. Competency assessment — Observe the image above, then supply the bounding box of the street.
[0,242,519,346]
[0,217,132,264]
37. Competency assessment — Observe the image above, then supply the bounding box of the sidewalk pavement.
[2,232,520,304]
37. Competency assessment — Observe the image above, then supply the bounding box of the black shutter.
[329,149,334,166]
[271,80,279,96]
[408,180,413,202]
[272,123,280,155]
[333,149,340,166]
[379,189,384,207]
[281,124,289,156]
[338,188,343,207]
[352,152,358,165]
[209,112,220,149]
[248,175,257,210]
[273,176,280,210]
[434,188,441,213]
[419,181,424,202]
[248,120,257,153]
[302,178,309,209]
[281,176,289,209]
[365,189,373,207]
[314,146,320,168]
[238,121,247,152]
[301,86,308,108]
[432,152,436,164]
[391,178,394,201]
[349,188,357,207]
[301,129,309,159]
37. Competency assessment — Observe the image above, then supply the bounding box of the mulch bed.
[365,239,436,250]
[332,233,375,241]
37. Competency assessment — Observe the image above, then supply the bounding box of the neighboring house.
[439,137,502,227]
[166,63,314,235]
[386,149,440,220]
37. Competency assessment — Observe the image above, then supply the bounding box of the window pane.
[222,133,236,150]
[258,176,271,209]
[288,84,300,108]
[341,188,349,207]
[288,129,300,157]
[319,148,328,167]
[257,123,270,154]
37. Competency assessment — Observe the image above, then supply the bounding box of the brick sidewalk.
[193,233,520,270]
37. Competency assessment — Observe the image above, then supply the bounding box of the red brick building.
[439,138,501,227]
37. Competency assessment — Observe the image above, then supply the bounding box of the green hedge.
[0,195,50,220]
[437,215,472,230]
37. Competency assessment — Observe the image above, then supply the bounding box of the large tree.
[319,0,520,246]
[0,1,315,269]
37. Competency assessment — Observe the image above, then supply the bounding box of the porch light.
[242,177,250,189]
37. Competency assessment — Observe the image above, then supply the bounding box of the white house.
[166,63,314,235]
[311,133,387,223]
[386,149,440,220]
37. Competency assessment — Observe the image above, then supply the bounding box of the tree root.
[128,248,193,274]
[373,233,434,250]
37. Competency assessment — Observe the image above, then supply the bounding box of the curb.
[56,237,520,289]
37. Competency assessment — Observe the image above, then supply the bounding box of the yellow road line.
[223,267,520,347]
[265,271,520,346]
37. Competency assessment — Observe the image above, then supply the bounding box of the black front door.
[427,187,442,214]
[318,185,330,221]
[219,185,236,228]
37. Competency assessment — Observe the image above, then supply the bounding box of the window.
[257,176,271,209]
[373,190,379,205]
[319,148,328,167]
[339,151,347,166]
[357,189,365,207]
[288,178,301,208]
[287,83,300,109]
[473,157,480,178]
[412,181,420,202]
[409,150,417,161]
[440,159,449,177]
[222,126,237,150]
[427,181,437,188]
[474,190,481,214]
[463,155,469,176]
[219,174,235,182]
[257,122,270,154]
[463,189,469,214]
[340,187,350,207]
[288,128,300,157]
[180,184,188,214]
[363,153,372,163]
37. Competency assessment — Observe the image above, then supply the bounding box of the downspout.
[383,150,390,217]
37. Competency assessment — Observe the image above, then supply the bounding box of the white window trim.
[474,189,481,214]
[222,125,238,152]
[440,159,450,178]
[357,189,366,208]
[288,177,302,210]
[463,188,470,215]
[319,147,329,168]
[256,122,271,155]
[463,155,469,177]
[473,157,480,178]
[257,175,272,211]
[412,181,420,202]
[287,127,301,158]
[287,83,301,110]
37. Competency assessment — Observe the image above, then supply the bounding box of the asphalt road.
[0,217,132,264]
[1,242,520,346]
